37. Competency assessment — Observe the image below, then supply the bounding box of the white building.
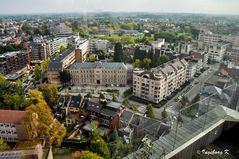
[133,59,188,103]
[205,43,229,62]
[90,39,111,53]
[149,39,165,49]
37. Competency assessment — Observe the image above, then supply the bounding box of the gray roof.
[100,108,117,117]
[52,49,74,62]
[69,62,127,70]
[47,62,63,72]
[107,102,122,109]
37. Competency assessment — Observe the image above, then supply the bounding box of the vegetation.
[122,98,130,108]
[161,108,168,119]
[146,104,155,118]
[70,150,103,159]
[59,70,72,86]
[60,45,66,53]
[85,92,93,98]
[39,84,58,108]
[25,90,66,147]
[0,138,9,151]
[0,43,24,54]
[114,43,125,62]
[0,74,25,110]
[34,64,42,82]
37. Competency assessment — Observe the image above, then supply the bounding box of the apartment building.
[0,110,27,142]
[226,47,239,66]
[90,39,110,53]
[198,30,239,46]
[205,43,229,62]
[68,61,127,86]
[75,39,90,63]
[31,36,67,61]
[178,42,192,55]
[133,59,188,103]
[0,51,27,75]
[51,23,73,35]
[47,49,76,85]
[149,38,165,50]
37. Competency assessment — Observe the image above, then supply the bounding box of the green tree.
[41,58,51,78]
[114,43,124,62]
[26,90,46,107]
[158,54,169,64]
[85,92,93,98]
[146,104,155,118]
[34,64,42,82]
[99,93,105,99]
[133,59,142,68]
[112,94,118,102]
[59,70,72,86]
[122,98,130,108]
[21,22,33,35]
[143,58,152,70]
[88,54,97,62]
[70,150,103,159]
[108,129,122,158]
[39,84,58,108]
[161,108,168,119]
[60,45,66,53]
[0,138,9,151]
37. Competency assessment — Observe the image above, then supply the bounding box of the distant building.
[205,43,229,62]
[0,51,27,75]
[90,39,111,53]
[0,110,28,142]
[51,23,72,35]
[31,36,67,61]
[133,59,188,103]
[47,49,76,85]
[68,62,128,86]
[179,42,192,55]
[149,39,165,50]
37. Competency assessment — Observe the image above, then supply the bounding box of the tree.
[60,45,66,53]
[34,64,42,82]
[108,129,122,158]
[21,22,33,35]
[158,54,169,64]
[88,54,97,62]
[0,138,9,151]
[146,104,155,118]
[70,150,103,159]
[26,90,46,106]
[180,96,189,107]
[25,96,66,147]
[161,108,168,119]
[85,92,93,98]
[41,58,51,78]
[133,59,142,68]
[122,98,130,108]
[86,121,111,159]
[112,94,118,102]
[59,70,71,86]
[143,58,152,70]
[39,84,58,108]
[0,76,25,110]
[114,43,124,62]
[99,93,105,99]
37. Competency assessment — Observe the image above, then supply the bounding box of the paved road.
[153,64,220,119]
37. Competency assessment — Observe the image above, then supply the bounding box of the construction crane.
[23,42,31,70]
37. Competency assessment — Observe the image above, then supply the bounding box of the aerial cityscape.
[0,0,239,159]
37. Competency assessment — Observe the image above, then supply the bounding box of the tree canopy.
[114,43,125,62]
[0,138,9,151]
[70,150,103,159]
[59,70,72,86]
[25,90,66,147]
[39,84,58,108]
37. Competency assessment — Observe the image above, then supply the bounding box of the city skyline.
[1,0,239,15]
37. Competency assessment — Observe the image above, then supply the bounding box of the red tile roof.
[191,51,203,59]
[0,110,26,124]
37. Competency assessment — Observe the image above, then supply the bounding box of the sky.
[0,0,239,15]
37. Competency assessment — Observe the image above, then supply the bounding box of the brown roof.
[191,51,203,59]
[0,110,26,124]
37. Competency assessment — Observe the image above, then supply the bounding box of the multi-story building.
[90,39,110,53]
[31,36,67,61]
[133,59,188,103]
[68,61,127,86]
[149,39,165,50]
[47,49,76,85]
[51,23,72,35]
[75,39,90,63]
[0,51,27,75]
[0,110,27,142]
[205,43,229,62]
[226,47,239,66]
[178,42,192,55]
[198,30,239,46]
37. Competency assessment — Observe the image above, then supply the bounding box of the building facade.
[47,49,76,85]
[0,110,27,142]
[69,62,127,86]
[205,43,229,62]
[133,59,188,103]
[0,51,27,75]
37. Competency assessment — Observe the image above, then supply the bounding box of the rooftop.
[69,61,127,70]
[0,110,25,124]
